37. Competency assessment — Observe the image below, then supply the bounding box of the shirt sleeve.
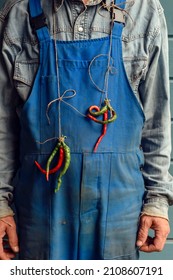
[139,8,173,220]
[0,18,20,218]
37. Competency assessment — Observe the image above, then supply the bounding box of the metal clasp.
[112,7,125,25]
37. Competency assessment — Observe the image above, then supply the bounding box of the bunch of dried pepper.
[87,98,117,124]
[35,136,70,192]
[87,98,117,152]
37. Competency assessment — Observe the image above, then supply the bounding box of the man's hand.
[0,216,19,260]
[136,215,170,252]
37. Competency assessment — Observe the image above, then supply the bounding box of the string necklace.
[45,3,118,150]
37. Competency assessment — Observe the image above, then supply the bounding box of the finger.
[0,218,18,260]
[136,220,151,247]
[0,237,11,260]
[0,239,17,260]
[146,222,169,252]
[0,225,9,260]
[6,225,19,253]
[152,234,167,252]
[139,236,166,253]
[138,236,156,252]
[0,252,11,260]
[4,249,16,259]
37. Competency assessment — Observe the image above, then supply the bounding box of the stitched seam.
[102,153,112,259]
[0,0,24,19]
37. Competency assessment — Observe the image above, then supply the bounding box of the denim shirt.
[0,0,173,219]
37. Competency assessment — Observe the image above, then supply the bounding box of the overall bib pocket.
[13,59,39,101]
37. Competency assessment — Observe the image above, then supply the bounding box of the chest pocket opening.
[13,60,39,101]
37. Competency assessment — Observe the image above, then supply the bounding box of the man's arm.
[0,4,20,259]
[136,4,173,252]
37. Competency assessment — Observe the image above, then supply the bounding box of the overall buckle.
[112,7,125,25]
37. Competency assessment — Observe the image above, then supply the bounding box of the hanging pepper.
[87,99,117,151]
[93,110,108,152]
[55,141,71,192]
[87,98,117,124]
[46,143,62,181]
[34,136,71,192]
[34,148,64,176]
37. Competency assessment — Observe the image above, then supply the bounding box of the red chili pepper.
[34,147,64,180]
[88,105,100,115]
[94,110,108,152]
[87,106,101,123]
[87,114,99,122]
[35,161,47,174]
[87,99,117,124]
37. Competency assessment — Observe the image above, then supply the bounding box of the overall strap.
[112,0,126,37]
[115,0,125,9]
[29,0,50,42]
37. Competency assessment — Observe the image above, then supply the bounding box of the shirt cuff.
[141,200,169,220]
[0,200,14,218]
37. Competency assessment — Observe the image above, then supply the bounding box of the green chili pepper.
[46,142,61,181]
[87,99,117,124]
[55,142,71,192]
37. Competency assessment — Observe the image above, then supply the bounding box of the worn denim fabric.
[12,0,145,259]
[0,0,173,220]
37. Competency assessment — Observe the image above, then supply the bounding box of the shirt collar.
[53,0,105,11]
[81,0,103,6]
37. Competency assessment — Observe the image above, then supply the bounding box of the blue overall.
[14,0,145,260]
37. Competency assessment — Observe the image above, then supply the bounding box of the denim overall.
[14,0,145,259]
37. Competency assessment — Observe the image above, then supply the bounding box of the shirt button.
[78,26,84,32]
[140,165,144,171]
